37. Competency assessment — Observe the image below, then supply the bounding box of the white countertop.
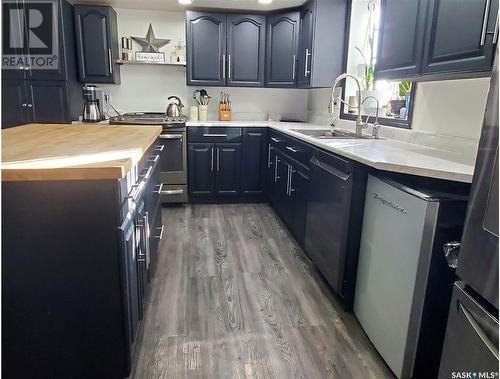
[187,121,475,183]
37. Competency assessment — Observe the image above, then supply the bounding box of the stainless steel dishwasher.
[305,149,359,305]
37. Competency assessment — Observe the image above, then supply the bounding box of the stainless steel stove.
[109,112,187,130]
[110,112,188,203]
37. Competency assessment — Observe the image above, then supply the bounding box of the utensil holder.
[219,110,232,121]
[189,106,199,121]
[199,105,208,121]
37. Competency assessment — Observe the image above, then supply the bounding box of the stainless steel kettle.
[166,96,184,117]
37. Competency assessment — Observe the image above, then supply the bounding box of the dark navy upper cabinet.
[186,12,227,86]
[376,0,498,81]
[422,0,498,76]
[2,80,29,128]
[227,14,266,87]
[297,0,348,88]
[265,11,300,88]
[74,5,121,84]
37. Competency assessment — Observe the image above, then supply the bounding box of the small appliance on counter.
[82,85,105,123]
[109,112,188,204]
[354,175,469,379]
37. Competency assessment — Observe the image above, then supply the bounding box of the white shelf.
[116,60,186,67]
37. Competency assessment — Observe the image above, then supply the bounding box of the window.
[340,0,415,128]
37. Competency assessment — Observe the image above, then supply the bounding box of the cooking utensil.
[193,90,201,105]
[166,96,184,117]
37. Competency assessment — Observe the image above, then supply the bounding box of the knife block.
[219,110,232,121]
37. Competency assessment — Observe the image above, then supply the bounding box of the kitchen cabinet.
[1,0,81,127]
[2,0,77,81]
[375,0,498,81]
[215,143,241,195]
[186,12,227,86]
[227,14,266,87]
[2,79,80,128]
[296,0,348,88]
[265,11,300,87]
[188,143,215,196]
[241,128,268,197]
[422,0,499,76]
[74,4,121,84]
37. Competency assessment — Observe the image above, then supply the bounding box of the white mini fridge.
[354,175,468,379]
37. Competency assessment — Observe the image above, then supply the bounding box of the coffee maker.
[82,85,105,123]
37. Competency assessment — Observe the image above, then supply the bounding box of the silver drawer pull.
[160,134,183,139]
[160,189,184,195]
[155,225,165,240]
[271,137,281,143]
[203,133,228,137]
[286,146,299,153]
[148,154,160,163]
[141,165,153,180]
[154,183,164,194]
[480,0,492,45]
[155,145,165,151]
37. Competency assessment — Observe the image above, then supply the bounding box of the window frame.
[339,0,415,129]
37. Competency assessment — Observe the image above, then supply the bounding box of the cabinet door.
[422,0,498,75]
[1,80,29,128]
[119,217,140,349]
[2,0,28,79]
[289,167,309,247]
[188,143,215,196]
[297,2,314,87]
[241,128,267,196]
[375,0,429,80]
[74,5,120,83]
[215,143,241,196]
[27,81,69,123]
[266,11,300,87]
[227,14,266,87]
[186,12,226,86]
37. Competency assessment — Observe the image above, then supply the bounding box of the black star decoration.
[131,23,171,53]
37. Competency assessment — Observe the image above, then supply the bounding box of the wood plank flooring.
[131,203,394,379]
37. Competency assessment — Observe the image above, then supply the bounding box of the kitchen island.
[2,123,163,379]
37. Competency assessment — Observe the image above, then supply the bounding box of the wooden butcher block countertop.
[1,123,162,181]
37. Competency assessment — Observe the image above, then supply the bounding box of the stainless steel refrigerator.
[438,50,499,377]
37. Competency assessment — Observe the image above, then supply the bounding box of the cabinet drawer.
[188,127,242,143]
[274,132,313,167]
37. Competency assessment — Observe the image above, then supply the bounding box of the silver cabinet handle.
[155,225,165,240]
[481,0,492,45]
[286,165,291,196]
[160,189,184,195]
[154,183,164,194]
[228,54,231,79]
[24,66,30,71]
[286,146,299,153]
[144,211,151,268]
[305,48,311,77]
[148,154,160,163]
[18,65,24,70]
[108,49,113,74]
[160,133,183,139]
[141,165,153,180]
[292,54,296,80]
[155,145,165,151]
[22,103,27,107]
[494,12,499,43]
[216,147,220,172]
[267,144,273,168]
[274,156,280,182]
[203,133,227,137]
[27,104,32,108]
[222,54,226,79]
[211,147,214,172]
[458,302,499,359]
[271,137,281,143]
[288,166,296,196]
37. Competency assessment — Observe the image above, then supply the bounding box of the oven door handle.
[160,134,183,139]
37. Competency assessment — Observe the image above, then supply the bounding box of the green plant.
[398,81,412,97]
[355,1,377,91]
[355,46,374,91]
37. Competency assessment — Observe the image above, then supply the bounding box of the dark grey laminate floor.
[131,203,394,379]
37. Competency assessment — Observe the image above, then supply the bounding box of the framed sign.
[135,52,165,63]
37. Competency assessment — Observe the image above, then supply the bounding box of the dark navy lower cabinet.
[188,142,216,196]
[215,143,242,196]
[241,128,268,197]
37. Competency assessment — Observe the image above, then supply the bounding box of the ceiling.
[71,0,307,12]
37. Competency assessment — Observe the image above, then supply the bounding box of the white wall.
[98,9,309,120]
